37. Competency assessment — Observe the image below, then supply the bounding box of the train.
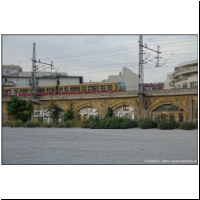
[2,82,126,97]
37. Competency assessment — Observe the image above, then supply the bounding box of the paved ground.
[2,127,198,164]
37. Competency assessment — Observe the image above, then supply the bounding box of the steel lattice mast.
[31,43,37,97]
[138,35,144,93]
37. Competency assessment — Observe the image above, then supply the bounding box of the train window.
[70,87,80,92]
[107,85,112,90]
[20,89,28,94]
[94,86,99,91]
[59,88,63,92]
[47,88,51,93]
[51,88,55,92]
[101,85,105,91]
[88,86,99,91]
[115,85,118,90]
[6,90,11,94]
[82,87,86,92]
[38,89,45,93]
[64,87,68,92]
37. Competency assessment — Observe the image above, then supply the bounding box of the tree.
[7,96,33,122]
[106,107,113,118]
[63,109,73,121]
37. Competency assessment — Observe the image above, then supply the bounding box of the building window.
[169,113,174,121]
[190,82,197,88]
[179,113,184,122]
[182,83,188,88]
[152,114,159,122]
[161,114,166,120]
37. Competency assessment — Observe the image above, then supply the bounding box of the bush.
[81,116,137,129]
[138,118,157,129]
[24,122,37,127]
[45,123,52,128]
[178,122,197,130]
[158,119,178,130]
[10,120,23,127]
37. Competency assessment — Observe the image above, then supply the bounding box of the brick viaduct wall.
[2,89,198,122]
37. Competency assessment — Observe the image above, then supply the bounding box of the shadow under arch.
[148,101,184,113]
[148,101,185,121]
[111,102,141,120]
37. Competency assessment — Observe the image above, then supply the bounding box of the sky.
[2,34,197,83]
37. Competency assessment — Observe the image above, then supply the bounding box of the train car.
[2,86,31,97]
[2,82,125,97]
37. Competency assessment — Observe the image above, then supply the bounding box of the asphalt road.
[2,127,198,165]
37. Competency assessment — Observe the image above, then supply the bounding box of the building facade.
[2,65,83,88]
[107,67,139,91]
[164,60,198,89]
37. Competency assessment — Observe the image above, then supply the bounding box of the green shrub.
[24,122,37,127]
[10,120,23,127]
[158,119,178,130]
[138,118,157,129]
[45,123,52,128]
[178,122,197,130]
[81,116,137,129]
[81,119,90,128]
[99,117,112,129]
[58,123,64,128]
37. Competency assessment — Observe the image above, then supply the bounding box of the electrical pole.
[30,43,53,98]
[155,45,161,67]
[31,43,37,97]
[138,35,144,93]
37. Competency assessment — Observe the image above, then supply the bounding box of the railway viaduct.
[2,88,198,122]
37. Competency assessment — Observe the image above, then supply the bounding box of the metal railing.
[174,67,198,76]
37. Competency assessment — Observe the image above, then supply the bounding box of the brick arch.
[147,101,185,121]
[73,102,97,115]
[148,101,184,113]
[111,101,142,111]
[42,102,65,112]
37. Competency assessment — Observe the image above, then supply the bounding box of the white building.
[164,60,198,89]
[105,67,139,91]
[2,65,83,87]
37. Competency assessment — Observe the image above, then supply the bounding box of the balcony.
[174,67,198,77]
[174,77,188,83]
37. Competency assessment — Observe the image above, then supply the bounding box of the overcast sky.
[2,34,197,83]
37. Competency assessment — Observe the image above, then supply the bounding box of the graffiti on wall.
[113,105,138,119]
[78,106,99,119]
